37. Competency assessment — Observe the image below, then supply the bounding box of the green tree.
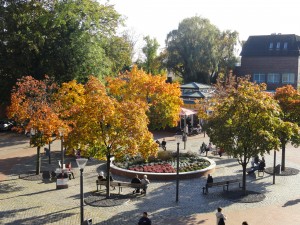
[206,77,288,192]
[141,36,160,74]
[165,16,238,83]
[0,0,128,104]
[274,85,300,171]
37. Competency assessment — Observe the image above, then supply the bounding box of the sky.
[108,0,300,55]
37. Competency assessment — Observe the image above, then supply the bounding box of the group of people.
[131,174,150,195]
[136,207,250,225]
[200,142,213,156]
[97,172,150,195]
[156,139,167,151]
[247,155,266,175]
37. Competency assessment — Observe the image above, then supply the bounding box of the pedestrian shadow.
[282,198,300,207]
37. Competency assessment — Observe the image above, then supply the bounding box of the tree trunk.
[242,163,247,194]
[106,152,111,198]
[36,146,41,175]
[281,141,286,171]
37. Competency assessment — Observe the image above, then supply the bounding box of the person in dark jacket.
[138,212,151,225]
[131,174,141,194]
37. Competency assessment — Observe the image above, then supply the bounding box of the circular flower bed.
[113,151,211,174]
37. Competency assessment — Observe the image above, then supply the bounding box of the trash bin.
[56,170,69,189]
[275,164,281,174]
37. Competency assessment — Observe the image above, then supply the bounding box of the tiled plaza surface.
[1,131,300,224]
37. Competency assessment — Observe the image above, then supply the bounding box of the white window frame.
[269,42,273,49]
[283,42,288,50]
[282,73,295,84]
[253,73,265,83]
[276,42,280,49]
[267,73,280,83]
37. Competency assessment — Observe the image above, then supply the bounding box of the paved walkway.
[1,131,300,224]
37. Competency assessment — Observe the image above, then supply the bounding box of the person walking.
[138,212,151,225]
[161,139,167,151]
[216,207,227,225]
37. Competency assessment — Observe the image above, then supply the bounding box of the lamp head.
[175,134,182,143]
[76,158,88,169]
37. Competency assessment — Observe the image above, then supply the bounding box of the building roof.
[180,82,212,90]
[240,34,300,57]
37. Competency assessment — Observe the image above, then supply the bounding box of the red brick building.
[235,34,300,91]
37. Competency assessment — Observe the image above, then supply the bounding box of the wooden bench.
[202,179,242,194]
[96,180,146,194]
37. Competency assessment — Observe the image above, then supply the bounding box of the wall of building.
[239,56,299,90]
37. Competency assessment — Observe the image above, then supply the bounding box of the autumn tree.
[274,85,300,171]
[206,77,291,192]
[165,16,238,83]
[59,77,157,198]
[7,76,62,174]
[107,66,183,130]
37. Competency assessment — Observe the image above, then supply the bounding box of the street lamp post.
[58,127,65,168]
[76,158,88,225]
[175,133,182,202]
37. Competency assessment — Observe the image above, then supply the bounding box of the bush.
[157,151,173,161]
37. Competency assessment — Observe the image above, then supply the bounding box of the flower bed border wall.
[111,157,216,181]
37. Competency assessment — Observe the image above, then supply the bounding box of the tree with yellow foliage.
[107,66,182,130]
[59,76,157,197]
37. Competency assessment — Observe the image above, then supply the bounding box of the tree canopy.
[274,85,300,170]
[165,16,239,84]
[0,0,132,105]
[7,76,62,174]
[107,66,183,130]
[206,76,288,191]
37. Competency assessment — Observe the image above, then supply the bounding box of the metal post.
[184,116,187,149]
[273,150,276,184]
[61,138,64,168]
[80,168,84,225]
[176,142,180,202]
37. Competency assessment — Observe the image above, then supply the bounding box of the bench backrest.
[97,180,145,188]
[206,179,241,187]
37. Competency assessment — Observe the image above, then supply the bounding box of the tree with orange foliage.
[7,76,62,174]
[107,65,183,130]
[60,76,157,198]
[274,85,300,171]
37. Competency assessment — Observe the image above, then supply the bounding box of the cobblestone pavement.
[1,131,300,224]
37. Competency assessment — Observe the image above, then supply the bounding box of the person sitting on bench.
[207,174,213,184]
[131,174,141,194]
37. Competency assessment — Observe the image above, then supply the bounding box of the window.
[253,73,265,83]
[282,73,295,84]
[276,42,280,49]
[269,42,273,49]
[267,73,280,83]
[283,42,288,50]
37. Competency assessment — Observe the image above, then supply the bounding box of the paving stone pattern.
[1,132,300,224]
